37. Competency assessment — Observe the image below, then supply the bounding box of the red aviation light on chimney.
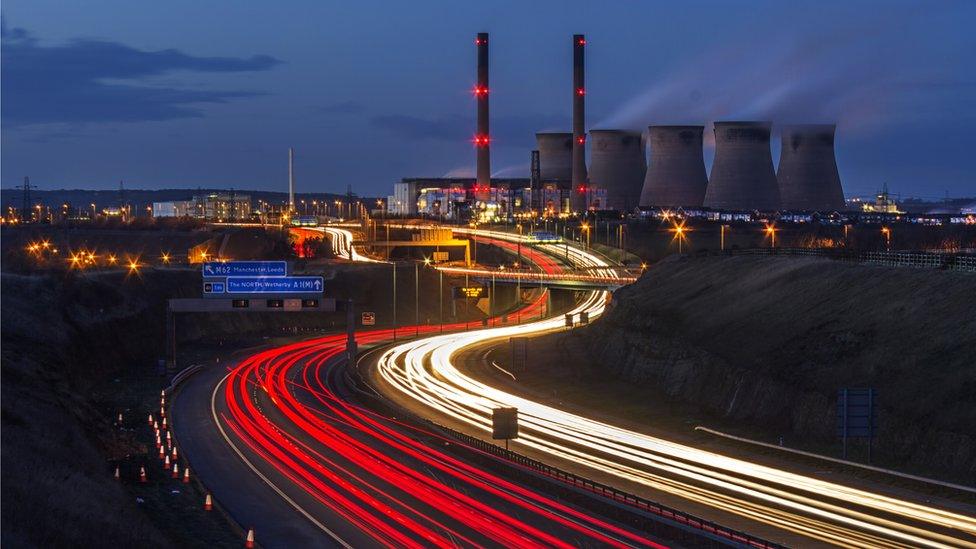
[472,134,491,147]
[577,185,587,194]
[576,88,586,96]
[577,37,586,46]
[576,135,586,145]
[475,37,487,46]
[472,85,489,97]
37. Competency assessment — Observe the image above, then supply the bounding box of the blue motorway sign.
[203,261,287,277]
[203,281,226,294]
[226,276,323,294]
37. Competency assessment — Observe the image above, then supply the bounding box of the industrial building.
[152,193,251,221]
[587,129,645,211]
[777,124,845,211]
[640,125,709,208]
[704,121,781,211]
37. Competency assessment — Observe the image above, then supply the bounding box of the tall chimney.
[572,34,587,210]
[288,147,295,214]
[474,32,491,202]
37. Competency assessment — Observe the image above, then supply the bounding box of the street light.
[881,226,891,251]
[669,221,689,254]
[765,224,777,248]
[720,224,729,251]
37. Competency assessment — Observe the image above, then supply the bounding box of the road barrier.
[722,247,976,273]
[347,354,782,549]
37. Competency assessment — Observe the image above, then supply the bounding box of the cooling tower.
[571,34,588,207]
[704,121,780,211]
[587,130,646,211]
[474,32,490,202]
[535,132,573,181]
[640,126,708,208]
[777,124,845,211]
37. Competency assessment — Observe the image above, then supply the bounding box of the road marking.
[210,369,353,548]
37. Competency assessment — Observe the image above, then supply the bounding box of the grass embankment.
[496,255,976,483]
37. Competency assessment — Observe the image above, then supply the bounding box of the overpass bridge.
[434,266,639,290]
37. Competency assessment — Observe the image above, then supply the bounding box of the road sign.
[579,311,589,325]
[837,388,878,460]
[492,407,519,442]
[203,281,225,294]
[203,261,287,277]
[564,313,574,327]
[453,285,486,299]
[432,251,449,263]
[226,276,323,294]
[362,312,376,325]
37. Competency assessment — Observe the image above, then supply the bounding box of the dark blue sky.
[2,1,974,199]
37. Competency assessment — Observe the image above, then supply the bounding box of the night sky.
[2,1,974,199]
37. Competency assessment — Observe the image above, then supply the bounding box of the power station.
[587,130,645,211]
[391,35,850,218]
[640,126,709,208]
[704,121,781,211]
[777,124,845,211]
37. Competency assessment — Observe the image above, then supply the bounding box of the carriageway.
[434,265,638,290]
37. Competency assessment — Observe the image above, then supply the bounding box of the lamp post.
[765,224,777,249]
[720,224,729,251]
[415,260,421,336]
[392,262,397,341]
[881,226,891,251]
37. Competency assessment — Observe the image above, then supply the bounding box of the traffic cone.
[164,455,171,470]
[158,445,165,459]
[161,389,166,398]
[162,417,168,430]
[114,466,120,480]
[172,462,180,479]
[117,412,124,424]
[160,406,165,418]
[204,493,213,511]
[153,420,159,431]
[245,528,255,548]
[155,434,162,449]
[166,431,171,443]
[139,466,147,483]
[182,467,190,483]
[148,413,154,426]
[171,446,178,460]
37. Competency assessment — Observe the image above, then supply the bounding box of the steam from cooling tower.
[588,130,645,211]
[777,124,845,211]
[704,121,780,211]
[641,126,708,208]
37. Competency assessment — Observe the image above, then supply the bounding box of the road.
[171,226,676,548]
[366,227,976,549]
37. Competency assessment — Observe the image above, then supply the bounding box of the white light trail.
[375,227,976,548]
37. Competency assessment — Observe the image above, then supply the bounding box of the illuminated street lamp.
[720,224,730,251]
[764,224,778,248]
[580,222,590,248]
[669,221,689,254]
[881,226,891,251]
[161,253,171,264]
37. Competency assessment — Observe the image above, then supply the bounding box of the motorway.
[171,227,677,548]
[366,227,976,549]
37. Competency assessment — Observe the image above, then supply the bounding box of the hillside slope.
[580,255,976,479]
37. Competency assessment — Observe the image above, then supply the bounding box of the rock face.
[581,255,976,480]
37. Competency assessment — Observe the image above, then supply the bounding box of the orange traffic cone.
[164,455,171,470]
[182,467,190,483]
[161,389,166,398]
[153,420,159,431]
[160,407,165,418]
[117,412,124,424]
[158,445,165,459]
[148,413,154,426]
[155,434,162,449]
[171,446,178,459]
[204,493,213,511]
[166,431,171,443]
[139,466,147,483]
[172,462,180,479]
[162,417,168,430]
[114,466,120,480]
[245,528,255,548]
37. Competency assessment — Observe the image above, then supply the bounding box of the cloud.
[370,113,566,148]
[311,100,365,115]
[1,22,281,127]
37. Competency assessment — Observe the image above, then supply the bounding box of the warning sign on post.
[361,312,376,326]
